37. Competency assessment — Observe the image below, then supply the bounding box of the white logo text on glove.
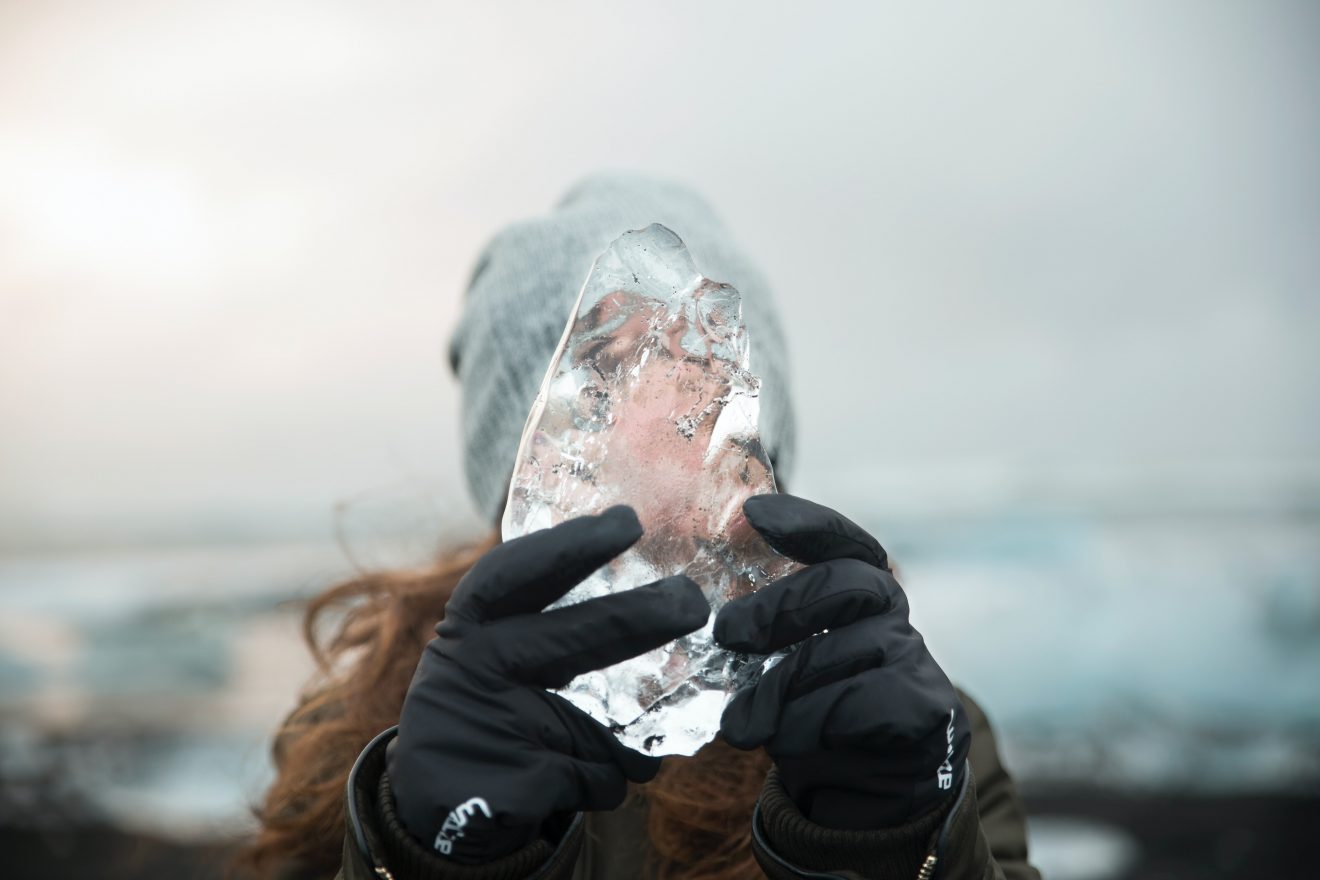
[936,709,956,790]
[433,796,493,855]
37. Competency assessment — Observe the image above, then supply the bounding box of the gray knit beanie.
[448,173,796,524]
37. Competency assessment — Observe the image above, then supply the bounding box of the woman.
[239,176,1041,880]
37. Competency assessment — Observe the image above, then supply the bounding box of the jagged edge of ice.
[501,223,746,541]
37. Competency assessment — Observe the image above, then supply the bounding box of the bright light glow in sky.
[1,1,1317,548]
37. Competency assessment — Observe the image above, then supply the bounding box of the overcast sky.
[2,1,1317,547]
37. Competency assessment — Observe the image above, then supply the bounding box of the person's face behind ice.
[448,175,796,530]
[556,288,775,575]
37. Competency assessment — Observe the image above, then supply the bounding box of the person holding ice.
[242,175,1040,880]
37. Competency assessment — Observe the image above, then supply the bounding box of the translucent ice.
[502,223,795,756]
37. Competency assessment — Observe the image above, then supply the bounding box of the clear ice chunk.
[501,223,795,756]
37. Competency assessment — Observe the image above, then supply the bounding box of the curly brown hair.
[236,533,771,880]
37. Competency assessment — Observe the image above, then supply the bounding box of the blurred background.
[2,2,1317,877]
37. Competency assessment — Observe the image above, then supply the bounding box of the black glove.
[714,494,970,830]
[388,505,710,863]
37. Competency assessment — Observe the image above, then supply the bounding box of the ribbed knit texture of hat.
[448,173,796,524]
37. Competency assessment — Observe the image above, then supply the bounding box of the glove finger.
[448,506,642,623]
[744,494,887,569]
[714,557,906,653]
[719,642,801,749]
[559,757,631,812]
[535,690,663,783]
[719,615,903,749]
[775,650,960,753]
[500,575,710,688]
[541,754,633,817]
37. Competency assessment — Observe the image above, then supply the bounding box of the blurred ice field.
[2,466,1317,850]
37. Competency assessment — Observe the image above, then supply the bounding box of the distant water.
[882,508,1320,792]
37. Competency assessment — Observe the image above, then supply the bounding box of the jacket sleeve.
[750,690,1041,880]
[339,728,585,880]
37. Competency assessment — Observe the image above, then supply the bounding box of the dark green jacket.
[336,691,1039,880]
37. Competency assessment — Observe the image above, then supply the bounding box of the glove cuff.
[754,766,951,877]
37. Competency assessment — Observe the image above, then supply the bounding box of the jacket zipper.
[916,853,938,880]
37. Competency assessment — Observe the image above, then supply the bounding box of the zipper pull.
[916,852,938,880]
